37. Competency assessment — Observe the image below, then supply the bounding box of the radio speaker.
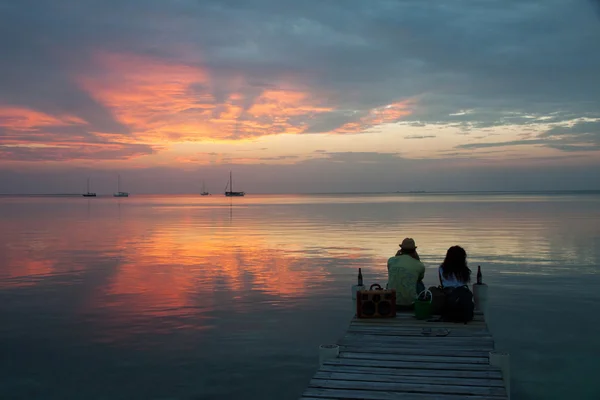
[356,284,396,318]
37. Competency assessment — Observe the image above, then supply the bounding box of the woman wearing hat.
[387,238,426,309]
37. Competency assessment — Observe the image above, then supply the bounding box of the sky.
[1,0,599,194]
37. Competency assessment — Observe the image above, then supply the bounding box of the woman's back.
[439,245,471,288]
[438,266,468,288]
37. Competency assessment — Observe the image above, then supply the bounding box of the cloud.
[316,151,404,164]
[0,107,86,132]
[332,101,415,133]
[456,118,600,152]
[457,139,547,150]
[405,135,436,139]
[0,105,155,161]
[0,0,599,166]
[174,152,300,164]
[0,142,154,162]
[541,119,600,138]
[591,0,600,16]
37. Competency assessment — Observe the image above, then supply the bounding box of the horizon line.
[1,189,600,196]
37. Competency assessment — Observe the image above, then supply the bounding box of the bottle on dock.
[476,265,482,285]
[358,268,363,286]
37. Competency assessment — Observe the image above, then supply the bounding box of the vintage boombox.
[356,284,396,318]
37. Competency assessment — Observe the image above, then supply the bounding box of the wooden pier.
[300,310,509,399]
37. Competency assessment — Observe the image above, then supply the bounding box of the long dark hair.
[441,246,471,283]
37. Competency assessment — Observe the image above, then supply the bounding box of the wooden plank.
[309,378,507,397]
[351,316,486,324]
[352,315,486,322]
[339,341,494,354]
[318,365,503,380]
[351,317,486,327]
[299,309,506,400]
[347,326,493,340]
[339,339,494,350]
[339,342,494,354]
[350,324,488,332]
[313,371,505,388]
[342,335,495,348]
[349,322,488,330]
[339,352,489,364]
[346,329,492,338]
[302,388,506,400]
[340,336,495,350]
[347,325,491,336]
[339,345,490,358]
[344,332,494,343]
[323,358,501,372]
[351,319,487,328]
[379,313,485,322]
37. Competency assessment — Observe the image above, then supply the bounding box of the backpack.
[442,285,474,323]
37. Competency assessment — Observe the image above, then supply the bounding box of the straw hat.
[399,238,417,251]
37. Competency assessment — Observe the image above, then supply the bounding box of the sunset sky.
[1,0,599,193]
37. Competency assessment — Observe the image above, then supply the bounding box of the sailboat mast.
[118,174,121,192]
[87,178,90,193]
[230,171,233,192]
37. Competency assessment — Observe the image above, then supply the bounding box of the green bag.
[414,289,433,320]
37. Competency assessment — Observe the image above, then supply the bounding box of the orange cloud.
[0,107,86,133]
[79,52,212,140]
[0,52,416,163]
[79,52,334,143]
[0,106,155,161]
[335,100,415,133]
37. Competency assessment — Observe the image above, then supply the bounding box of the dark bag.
[442,285,474,323]
[428,286,446,315]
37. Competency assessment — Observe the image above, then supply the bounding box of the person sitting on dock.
[438,245,471,288]
[439,245,475,322]
[387,238,426,310]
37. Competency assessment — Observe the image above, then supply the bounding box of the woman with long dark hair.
[439,245,471,288]
[438,245,475,323]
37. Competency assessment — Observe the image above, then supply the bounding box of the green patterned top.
[387,254,426,306]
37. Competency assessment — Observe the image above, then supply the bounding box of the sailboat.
[82,178,97,197]
[224,171,245,197]
[201,180,210,196]
[113,174,129,197]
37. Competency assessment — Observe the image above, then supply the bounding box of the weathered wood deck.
[300,311,508,399]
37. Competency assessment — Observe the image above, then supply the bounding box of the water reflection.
[0,194,599,399]
[2,194,599,305]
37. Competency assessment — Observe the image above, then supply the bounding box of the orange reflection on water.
[0,204,325,344]
[102,226,315,313]
[82,225,320,342]
[0,257,55,288]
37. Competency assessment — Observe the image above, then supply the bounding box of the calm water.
[1,193,599,400]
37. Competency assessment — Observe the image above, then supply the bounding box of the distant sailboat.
[224,171,245,197]
[83,178,97,197]
[201,180,210,196]
[113,174,129,197]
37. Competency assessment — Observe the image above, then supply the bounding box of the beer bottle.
[358,268,363,286]
[476,265,482,285]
